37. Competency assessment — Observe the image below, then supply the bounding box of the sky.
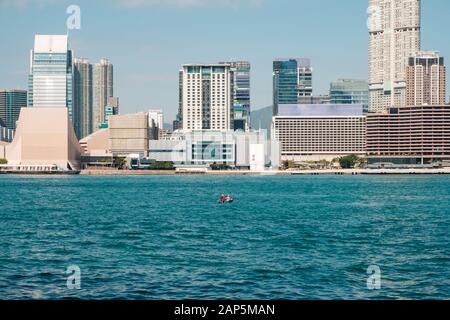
[0,0,449,122]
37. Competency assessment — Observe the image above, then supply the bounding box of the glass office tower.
[273,58,312,116]
[330,79,369,113]
[28,35,73,118]
[0,90,27,130]
[222,61,251,131]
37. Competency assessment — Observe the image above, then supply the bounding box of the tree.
[338,155,360,169]
[0,159,7,165]
[113,157,126,169]
[149,162,174,170]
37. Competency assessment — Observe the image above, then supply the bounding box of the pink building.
[2,108,82,171]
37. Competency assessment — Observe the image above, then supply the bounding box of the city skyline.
[0,0,449,122]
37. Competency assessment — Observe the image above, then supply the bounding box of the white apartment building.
[180,64,233,131]
[272,105,366,162]
[368,0,421,112]
[93,58,113,132]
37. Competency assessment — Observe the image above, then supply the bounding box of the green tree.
[0,159,7,165]
[149,162,175,170]
[113,157,126,169]
[338,155,360,169]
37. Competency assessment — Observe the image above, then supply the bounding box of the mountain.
[250,106,273,132]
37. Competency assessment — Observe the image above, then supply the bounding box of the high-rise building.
[179,64,233,131]
[406,51,446,106]
[0,90,27,130]
[368,0,421,112]
[221,61,251,131]
[273,58,312,116]
[330,79,369,112]
[28,35,74,115]
[148,109,164,140]
[94,59,113,132]
[73,58,93,139]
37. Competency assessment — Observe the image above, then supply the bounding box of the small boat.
[218,195,234,204]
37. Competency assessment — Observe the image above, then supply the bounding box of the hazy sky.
[0,0,449,121]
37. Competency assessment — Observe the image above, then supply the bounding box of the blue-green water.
[0,175,449,300]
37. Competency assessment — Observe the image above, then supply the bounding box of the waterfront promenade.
[80,168,450,176]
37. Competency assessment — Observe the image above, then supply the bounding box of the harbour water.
[0,175,449,299]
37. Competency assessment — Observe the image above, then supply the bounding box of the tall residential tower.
[73,58,93,139]
[93,58,113,132]
[406,51,446,106]
[368,0,421,112]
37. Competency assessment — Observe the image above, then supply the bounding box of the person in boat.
[219,194,227,203]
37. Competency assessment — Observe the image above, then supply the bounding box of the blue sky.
[0,0,449,121]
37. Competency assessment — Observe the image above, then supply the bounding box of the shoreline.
[2,168,450,176]
[79,168,450,176]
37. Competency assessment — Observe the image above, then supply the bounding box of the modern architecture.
[28,35,74,115]
[0,90,27,130]
[406,51,446,106]
[273,58,312,116]
[330,79,369,113]
[368,0,421,112]
[73,58,93,139]
[94,58,113,131]
[272,104,366,162]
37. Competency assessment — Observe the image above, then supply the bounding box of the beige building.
[4,108,82,171]
[179,64,233,131]
[272,105,366,162]
[368,0,421,112]
[109,112,149,157]
[406,51,446,106]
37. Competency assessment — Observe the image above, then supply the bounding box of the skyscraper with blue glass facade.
[273,58,312,116]
[28,35,73,118]
[222,61,251,131]
[0,90,27,130]
[329,79,369,113]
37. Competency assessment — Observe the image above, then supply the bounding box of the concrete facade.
[148,130,270,169]
[4,108,82,170]
[366,105,450,165]
[272,104,366,162]
[109,113,149,157]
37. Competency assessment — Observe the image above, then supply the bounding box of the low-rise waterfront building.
[109,112,149,157]
[148,130,270,169]
[366,105,450,166]
[272,104,366,162]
